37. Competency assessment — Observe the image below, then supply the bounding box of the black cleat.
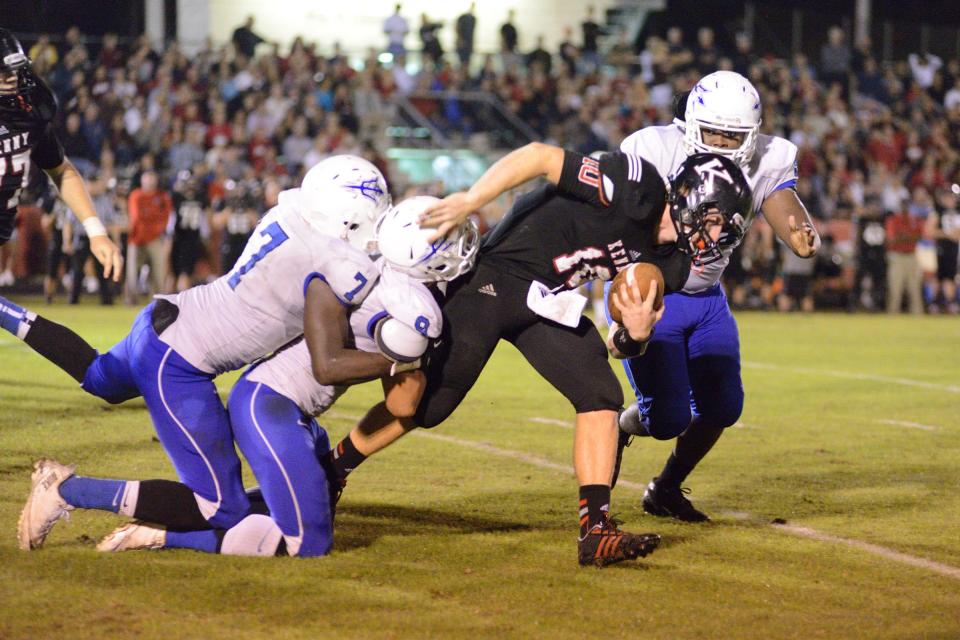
[642,477,710,522]
[318,451,346,520]
[610,426,633,490]
[577,516,660,567]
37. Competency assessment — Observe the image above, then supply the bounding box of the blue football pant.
[228,377,333,557]
[80,302,250,528]
[606,284,744,440]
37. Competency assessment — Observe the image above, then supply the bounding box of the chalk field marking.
[325,409,959,580]
[413,430,960,581]
[529,417,571,428]
[743,361,960,394]
[877,419,940,432]
[772,523,960,581]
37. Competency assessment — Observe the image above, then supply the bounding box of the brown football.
[607,262,665,324]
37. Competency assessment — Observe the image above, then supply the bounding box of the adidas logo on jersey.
[629,250,642,261]
[478,283,497,296]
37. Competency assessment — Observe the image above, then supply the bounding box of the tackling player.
[4,156,400,549]
[613,70,820,521]
[25,199,479,558]
[325,142,752,567]
[0,29,122,280]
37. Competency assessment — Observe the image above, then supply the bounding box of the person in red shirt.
[885,203,925,314]
[126,170,173,303]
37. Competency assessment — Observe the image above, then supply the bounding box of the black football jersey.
[480,151,690,292]
[0,82,64,222]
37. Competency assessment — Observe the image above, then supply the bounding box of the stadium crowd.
[2,14,959,314]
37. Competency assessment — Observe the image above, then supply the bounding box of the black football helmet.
[0,28,55,121]
[668,153,752,266]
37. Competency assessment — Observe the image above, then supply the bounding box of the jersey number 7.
[228,221,289,290]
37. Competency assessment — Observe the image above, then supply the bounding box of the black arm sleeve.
[33,124,65,171]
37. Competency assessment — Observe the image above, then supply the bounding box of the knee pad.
[220,514,284,557]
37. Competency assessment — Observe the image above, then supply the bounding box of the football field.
[1,299,958,639]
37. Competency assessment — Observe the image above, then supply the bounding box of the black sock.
[331,434,366,479]
[133,479,213,531]
[578,484,610,536]
[22,315,98,383]
[658,420,725,487]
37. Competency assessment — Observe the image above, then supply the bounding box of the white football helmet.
[297,155,390,253]
[683,70,762,166]
[376,196,480,283]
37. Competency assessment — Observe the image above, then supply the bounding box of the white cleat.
[97,521,167,552]
[17,458,75,550]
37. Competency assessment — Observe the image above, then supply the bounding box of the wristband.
[82,217,108,238]
[612,326,650,358]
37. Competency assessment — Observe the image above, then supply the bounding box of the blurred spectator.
[581,5,602,72]
[28,34,59,74]
[927,188,960,313]
[732,32,755,77]
[384,4,409,59]
[820,26,851,93]
[885,201,925,314]
[908,51,943,90]
[694,27,723,74]
[526,35,552,75]
[455,3,477,68]
[778,249,816,312]
[500,9,520,69]
[232,15,266,59]
[126,171,172,302]
[419,13,444,65]
[852,195,888,311]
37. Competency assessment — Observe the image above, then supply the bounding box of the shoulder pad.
[376,265,442,338]
[311,235,379,305]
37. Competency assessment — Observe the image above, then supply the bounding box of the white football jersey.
[156,189,379,374]
[620,124,798,293]
[245,262,443,416]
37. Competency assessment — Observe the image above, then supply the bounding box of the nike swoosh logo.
[111,485,124,509]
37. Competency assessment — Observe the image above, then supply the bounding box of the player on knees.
[94,199,477,557]
[613,72,819,522]
[12,156,394,550]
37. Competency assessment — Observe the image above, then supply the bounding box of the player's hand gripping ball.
[607,262,665,324]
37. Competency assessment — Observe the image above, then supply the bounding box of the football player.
[325,142,752,567]
[168,175,209,292]
[28,199,479,558]
[0,29,122,280]
[5,156,400,549]
[613,70,820,521]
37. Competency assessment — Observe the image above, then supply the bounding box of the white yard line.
[877,419,940,432]
[742,361,960,394]
[771,523,960,581]
[413,429,960,581]
[528,417,571,428]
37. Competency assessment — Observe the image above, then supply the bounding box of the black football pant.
[415,261,623,428]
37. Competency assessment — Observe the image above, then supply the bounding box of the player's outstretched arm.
[45,159,124,281]
[420,142,565,240]
[303,278,394,386]
[761,188,820,258]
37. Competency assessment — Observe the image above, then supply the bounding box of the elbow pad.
[374,316,429,363]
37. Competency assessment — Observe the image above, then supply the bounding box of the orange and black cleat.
[577,516,660,567]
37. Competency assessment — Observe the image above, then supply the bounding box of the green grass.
[1,299,959,639]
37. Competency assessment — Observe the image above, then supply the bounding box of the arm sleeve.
[33,124,66,171]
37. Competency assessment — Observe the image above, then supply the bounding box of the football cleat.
[17,458,75,550]
[642,477,710,522]
[97,521,167,552]
[318,450,345,521]
[610,426,633,490]
[577,516,660,567]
